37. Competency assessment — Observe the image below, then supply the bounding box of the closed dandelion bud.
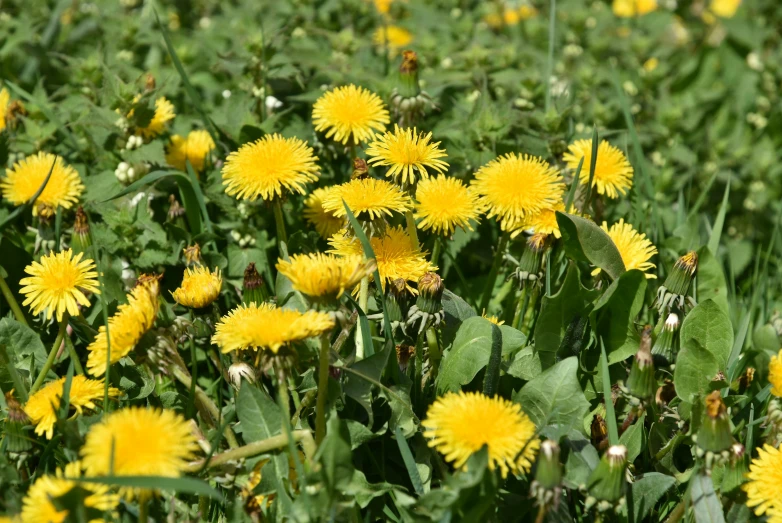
[398,50,420,99]
[351,158,369,180]
[4,390,31,453]
[627,325,655,400]
[698,391,734,453]
[168,194,187,228]
[183,243,202,266]
[651,313,680,365]
[243,262,268,305]
[386,278,411,324]
[145,73,156,91]
[416,272,444,315]
[516,233,548,288]
[71,206,91,255]
[535,440,562,490]
[228,362,256,390]
[656,251,697,312]
[587,445,628,503]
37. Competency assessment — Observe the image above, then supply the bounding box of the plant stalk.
[171,366,239,448]
[430,235,442,268]
[272,198,288,246]
[184,430,315,473]
[0,274,28,327]
[480,232,509,313]
[315,334,331,445]
[356,276,370,360]
[405,210,419,250]
[29,312,70,394]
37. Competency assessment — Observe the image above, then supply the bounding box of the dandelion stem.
[480,232,509,313]
[356,276,370,360]
[183,430,314,473]
[405,210,419,250]
[64,338,84,375]
[0,274,28,327]
[30,312,69,395]
[426,327,441,378]
[430,235,442,267]
[171,366,239,448]
[277,365,291,422]
[315,334,331,446]
[512,287,530,330]
[272,198,288,246]
[138,495,149,523]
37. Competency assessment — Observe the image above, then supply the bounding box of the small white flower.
[585,17,597,29]
[747,52,763,72]
[265,95,282,111]
[623,81,638,97]
[252,86,265,98]
[440,57,453,69]
[292,27,307,39]
[222,89,232,99]
[450,7,462,18]
[231,230,242,242]
[466,90,481,103]
[199,16,211,29]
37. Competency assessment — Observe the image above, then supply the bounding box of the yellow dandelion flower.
[414,175,484,236]
[304,187,344,239]
[19,249,99,322]
[510,201,569,239]
[212,302,335,354]
[710,0,741,18]
[172,266,222,308]
[222,134,320,201]
[769,349,782,398]
[472,153,564,231]
[423,391,539,478]
[21,462,117,523]
[24,376,119,440]
[481,312,505,326]
[1,152,85,216]
[612,0,657,17]
[85,277,159,376]
[563,139,634,199]
[595,219,657,278]
[313,85,390,145]
[0,87,8,132]
[81,407,199,500]
[134,96,175,138]
[322,177,412,221]
[744,443,782,519]
[276,253,373,301]
[366,125,449,185]
[518,4,538,20]
[328,225,436,292]
[643,57,660,73]
[372,26,413,54]
[165,129,216,173]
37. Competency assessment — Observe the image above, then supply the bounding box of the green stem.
[430,236,442,268]
[64,338,84,375]
[277,366,291,423]
[315,334,331,446]
[30,313,69,395]
[425,327,441,381]
[405,210,419,250]
[356,276,370,360]
[272,198,288,246]
[480,232,509,313]
[198,495,209,522]
[0,274,28,327]
[171,366,239,448]
[544,0,557,112]
[512,287,530,330]
[138,494,149,523]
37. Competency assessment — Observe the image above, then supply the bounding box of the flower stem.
[405,210,419,250]
[138,494,149,523]
[356,276,370,360]
[171,366,239,448]
[480,232,509,313]
[272,198,288,246]
[0,274,28,327]
[426,327,441,379]
[430,235,442,267]
[512,287,530,330]
[64,338,85,375]
[315,334,331,446]
[276,365,291,423]
[30,313,70,395]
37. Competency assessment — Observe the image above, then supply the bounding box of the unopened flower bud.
[71,206,91,255]
[243,262,268,305]
[398,50,420,98]
[145,73,156,91]
[652,313,680,366]
[627,325,655,400]
[168,194,187,227]
[415,272,444,315]
[183,244,202,266]
[228,362,256,390]
[516,233,549,288]
[4,390,31,452]
[656,252,697,312]
[587,445,628,503]
[386,278,411,324]
[535,440,562,490]
[698,391,734,453]
[351,158,369,180]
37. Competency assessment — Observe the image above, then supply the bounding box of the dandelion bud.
[627,325,655,400]
[145,73,156,91]
[167,194,186,227]
[656,251,698,312]
[183,244,202,266]
[587,445,628,503]
[4,390,31,453]
[535,440,562,491]
[228,362,256,390]
[415,272,444,315]
[398,50,420,99]
[242,262,268,305]
[736,367,755,394]
[71,206,91,255]
[516,233,549,288]
[386,278,411,325]
[698,391,734,453]
[351,158,369,179]
[5,100,27,130]
[651,313,680,366]
[389,51,434,126]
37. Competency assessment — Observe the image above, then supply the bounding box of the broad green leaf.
[442,289,477,345]
[437,317,526,393]
[534,264,599,369]
[563,432,599,490]
[593,270,648,363]
[618,413,646,463]
[236,383,282,441]
[681,299,733,367]
[0,318,48,378]
[317,414,355,494]
[513,357,590,434]
[506,347,542,381]
[632,473,676,522]
[77,476,223,500]
[674,339,720,403]
[556,213,626,280]
[696,247,729,315]
[342,347,392,426]
[691,473,726,523]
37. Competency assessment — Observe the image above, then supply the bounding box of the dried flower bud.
[228,362,256,390]
[145,73,156,91]
[243,262,268,305]
[5,100,27,130]
[627,325,655,400]
[71,206,91,254]
[396,344,415,373]
[168,194,186,223]
[587,445,628,503]
[591,414,608,450]
[351,158,369,179]
[183,244,202,266]
[697,391,733,453]
[4,390,31,452]
[655,379,676,407]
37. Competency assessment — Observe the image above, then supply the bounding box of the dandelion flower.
[313,85,390,145]
[81,407,199,500]
[322,177,412,221]
[770,349,782,398]
[595,219,657,278]
[21,462,117,523]
[612,0,657,17]
[304,187,344,238]
[2,152,85,216]
[414,175,484,236]
[85,277,160,376]
[423,391,539,478]
[366,125,448,185]
[222,134,320,201]
[172,266,222,308]
[166,130,216,173]
[481,312,505,326]
[19,249,99,322]
[372,26,413,54]
[510,201,568,239]
[710,0,741,18]
[134,96,175,138]
[563,139,633,199]
[744,444,782,519]
[24,376,119,440]
[212,302,335,354]
[276,253,373,301]
[328,225,436,291]
[472,153,564,231]
[0,87,8,132]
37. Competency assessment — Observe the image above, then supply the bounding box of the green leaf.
[0,318,48,379]
[593,270,648,363]
[506,346,542,381]
[619,414,646,463]
[674,339,720,403]
[513,356,590,435]
[77,476,223,500]
[631,473,676,522]
[437,317,526,393]
[534,264,600,368]
[395,426,424,496]
[556,213,626,280]
[696,246,729,315]
[236,382,282,441]
[185,160,213,234]
[316,414,355,494]
[680,299,733,368]
[342,347,392,426]
[562,432,599,490]
[690,473,726,523]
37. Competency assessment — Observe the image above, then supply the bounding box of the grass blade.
[564,157,584,210]
[395,425,424,496]
[707,175,730,254]
[544,0,557,112]
[185,160,213,234]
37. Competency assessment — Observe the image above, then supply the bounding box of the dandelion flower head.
[172,266,222,308]
[595,219,657,278]
[563,139,634,199]
[414,175,484,236]
[322,177,412,221]
[304,187,344,239]
[366,125,448,185]
[1,152,85,216]
[313,85,390,145]
[276,253,373,301]
[166,129,216,173]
